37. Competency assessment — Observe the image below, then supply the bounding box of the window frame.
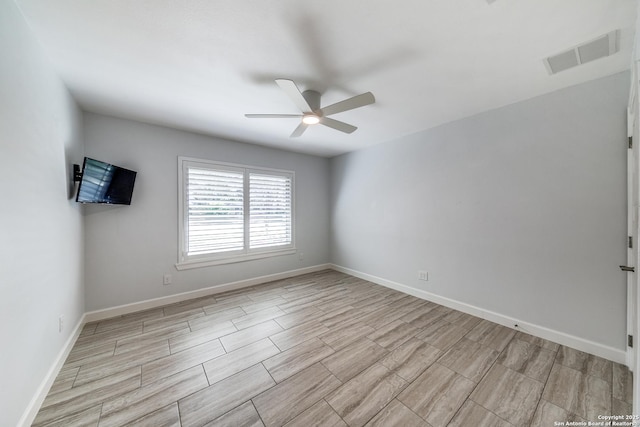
[176,156,295,270]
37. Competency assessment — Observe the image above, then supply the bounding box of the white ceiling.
[16,0,637,157]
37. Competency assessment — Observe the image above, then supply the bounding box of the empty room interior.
[4,0,640,426]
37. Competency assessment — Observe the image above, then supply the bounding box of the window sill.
[175,248,297,271]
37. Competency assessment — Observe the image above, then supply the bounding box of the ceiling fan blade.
[276,79,313,113]
[290,122,308,138]
[245,114,302,118]
[320,117,357,134]
[321,92,375,116]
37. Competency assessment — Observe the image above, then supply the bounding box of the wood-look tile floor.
[34,270,633,427]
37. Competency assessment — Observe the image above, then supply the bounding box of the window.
[177,157,294,269]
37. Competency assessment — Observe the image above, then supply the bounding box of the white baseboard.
[18,313,86,427]
[330,264,626,364]
[85,264,332,322]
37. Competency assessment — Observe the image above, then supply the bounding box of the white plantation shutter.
[250,173,292,249]
[179,158,295,267]
[186,166,244,255]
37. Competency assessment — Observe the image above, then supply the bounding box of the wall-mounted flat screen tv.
[76,157,137,205]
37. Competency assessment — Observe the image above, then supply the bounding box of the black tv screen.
[76,157,137,205]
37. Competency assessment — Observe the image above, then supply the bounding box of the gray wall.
[0,2,85,426]
[330,72,629,350]
[83,113,330,311]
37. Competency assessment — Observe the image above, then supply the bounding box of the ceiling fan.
[245,79,375,137]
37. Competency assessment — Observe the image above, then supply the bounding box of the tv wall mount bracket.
[73,164,82,183]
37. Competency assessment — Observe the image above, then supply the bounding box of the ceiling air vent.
[544,30,619,75]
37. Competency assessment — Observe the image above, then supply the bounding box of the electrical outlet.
[418,271,429,281]
[58,315,64,333]
[298,252,304,261]
[163,274,172,285]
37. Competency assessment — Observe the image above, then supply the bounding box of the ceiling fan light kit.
[245,79,375,137]
[302,114,320,125]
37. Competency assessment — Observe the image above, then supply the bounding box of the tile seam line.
[446,332,517,426]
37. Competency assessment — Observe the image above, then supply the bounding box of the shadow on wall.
[65,147,77,200]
